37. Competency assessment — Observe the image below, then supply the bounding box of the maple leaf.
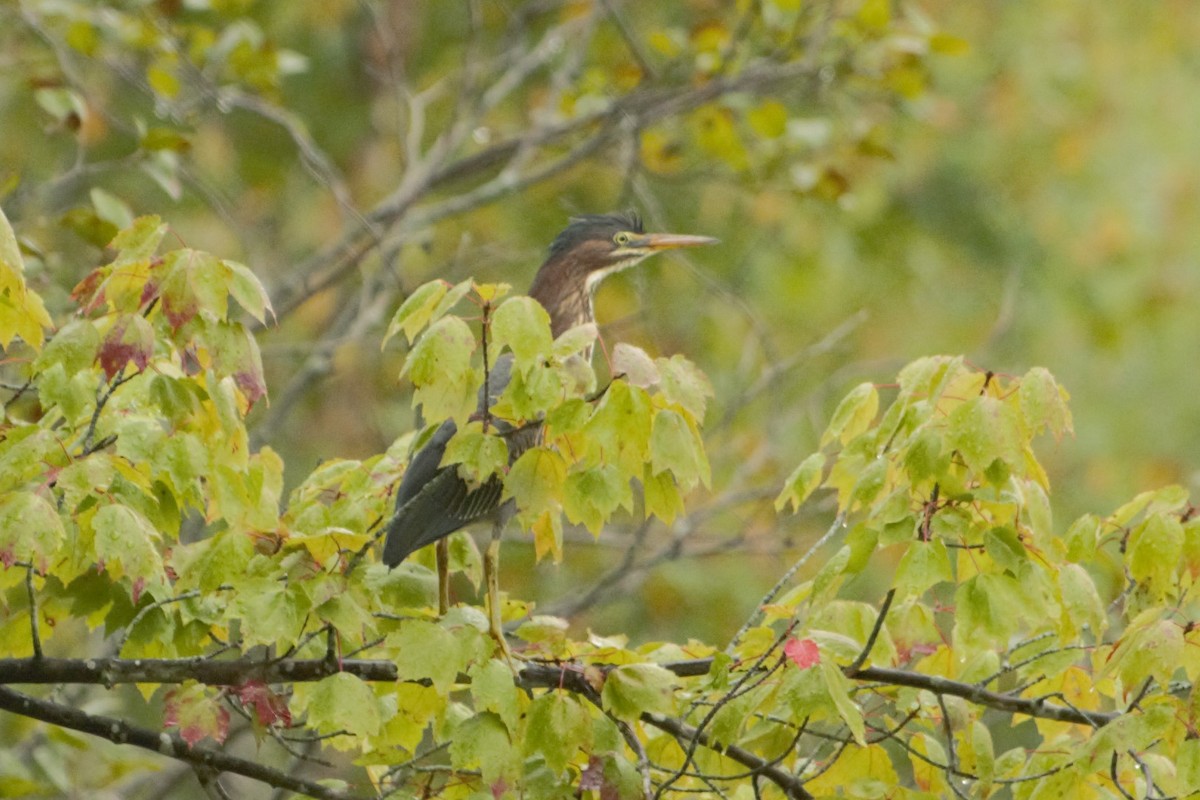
[784,637,820,669]
[98,314,153,378]
[234,680,292,727]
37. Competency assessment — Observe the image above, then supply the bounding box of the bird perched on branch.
[382,211,717,649]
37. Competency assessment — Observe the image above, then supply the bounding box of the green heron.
[382,212,717,648]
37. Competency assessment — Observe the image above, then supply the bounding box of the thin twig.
[25,564,42,659]
[725,513,846,655]
[845,589,894,674]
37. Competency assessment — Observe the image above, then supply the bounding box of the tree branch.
[0,686,365,800]
[0,654,1121,728]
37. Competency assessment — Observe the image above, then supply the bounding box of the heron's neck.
[528,260,595,338]
[528,255,643,339]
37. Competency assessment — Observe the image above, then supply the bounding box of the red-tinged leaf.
[204,322,268,407]
[98,314,154,378]
[784,637,820,669]
[490,778,508,800]
[235,680,292,727]
[131,576,146,605]
[70,268,105,310]
[160,249,227,330]
[164,685,231,747]
[234,365,267,408]
[139,274,160,307]
[0,546,14,568]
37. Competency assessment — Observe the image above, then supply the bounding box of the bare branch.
[0,686,365,800]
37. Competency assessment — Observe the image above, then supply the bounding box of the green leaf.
[175,529,256,593]
[848,455,887,510]
[893,540,952,599]
[601,663,678,721]
[470,659,523,731]
[202,321,268,406]
[822,383,878,446]
[530,509,564,562]
[1127,514,1183,600]
[656,355,713,419]
[36,319,101,375]
[499,360,563,420]
[228,578,309,649]
[983,526,1026,572]
[0,492,65,568]
[306,672,381,738]
[401,315,478,423]
[642,464,684,524]
[563,464,633,535]
[449,712,516,784]
[775,452,825,513]
[612,343,660,388]
[92,504,167,594]
[385,280,450,346]
[821,660,865,744]
[1018,366,1072,440]
[946,395,1021,475]
[584,380,653,475]
[953,573,1027,651]
[552,323,598,359]
[505,447,567,517]
[431,279,474,322]
[222,260,273,324]
[649,408,709,489]
[442,425,508,488]
[524,692,592,773]
[491,296,553,369]
[546,397,590,435]
[389,619,463,693]
[1058,563,1107,639]
[107,216,164,267]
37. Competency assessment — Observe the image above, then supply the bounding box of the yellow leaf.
[531,510,563,563]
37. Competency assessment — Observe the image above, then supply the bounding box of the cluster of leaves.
[5,207,1200,799]
[0,212,718,797]
[767,356,1200,797]
[0,209,275,613]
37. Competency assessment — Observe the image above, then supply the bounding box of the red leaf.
[490,778,508,800]
[139,276,161,308]
[234,680,292,727]
[784,637,820,669]
[98,314,154,378]
[234,368,267,408]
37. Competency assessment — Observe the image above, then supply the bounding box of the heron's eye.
[613,231,631,245]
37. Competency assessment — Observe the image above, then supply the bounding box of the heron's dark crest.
[547,211,644,259]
